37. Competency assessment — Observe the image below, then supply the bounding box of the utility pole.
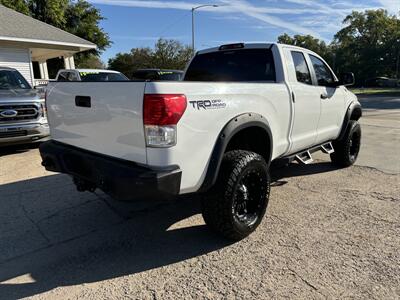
[191,5,219,52]
[396,49,399,80]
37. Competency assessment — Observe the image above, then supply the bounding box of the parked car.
[0,67,49,146]
[365,77,399,87]
[40,42,361,240]
[132,69,183,81]
[56,69,128,82]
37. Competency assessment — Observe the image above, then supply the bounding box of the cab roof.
[197,43,274,55]
[196,42,323,61]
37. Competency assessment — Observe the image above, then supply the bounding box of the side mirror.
[340,72,355,86]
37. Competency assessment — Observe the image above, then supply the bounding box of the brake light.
[143,94,187,147]
[144,94,187,125]
[219,43,244,51]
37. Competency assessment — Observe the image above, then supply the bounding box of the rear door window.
[291,51,312,85]
[184,48,276,82]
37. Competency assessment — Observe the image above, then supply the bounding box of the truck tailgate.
[46,82,147,164]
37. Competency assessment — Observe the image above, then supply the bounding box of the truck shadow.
[0,143,40,157]
[271,160,337,181]
[0,160,338,299]
[0,174,231,299]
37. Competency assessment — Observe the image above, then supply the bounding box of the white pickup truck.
[40,43,362,240]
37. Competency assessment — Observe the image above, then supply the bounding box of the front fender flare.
[337,102,362,141]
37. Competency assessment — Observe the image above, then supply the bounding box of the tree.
[75,54,106,69]
[277,10,400,86]
[65,0,111,54]
[28,0,69,28]
[0,0,111,64]
[108,48,153,78]
[0,0,30,14]
[152,39,194,70]
[277,33,334,67]
[333,9,400,85]
[108,39,194,78]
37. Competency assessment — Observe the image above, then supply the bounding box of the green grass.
[350,87,400,95]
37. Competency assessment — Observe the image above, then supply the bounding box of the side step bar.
[294,142,334,165]
[321,142,334,154]
[295,151,313,164]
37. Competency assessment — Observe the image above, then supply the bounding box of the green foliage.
[0,0,30,14]
[333,9,400,85]
[28,0,69,28]
[278,9,400,86]
[75,54,106,69]
[108,39,194,78]
[277,33,334,67]
[65,0,111,53]
[108,48,153,78]
[0,0,111,65]
[152,39,194,70]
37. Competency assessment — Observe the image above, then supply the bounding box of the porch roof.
[0,4,96,60]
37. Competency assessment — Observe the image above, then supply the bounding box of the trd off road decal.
[189,100,226,110]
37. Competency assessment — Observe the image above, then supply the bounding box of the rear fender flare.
[199,113,273,192]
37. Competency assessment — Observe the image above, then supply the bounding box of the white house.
[0,5,96,87]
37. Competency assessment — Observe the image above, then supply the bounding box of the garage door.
[0,47,33,86]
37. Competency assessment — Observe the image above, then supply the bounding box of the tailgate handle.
[75,96,91,108]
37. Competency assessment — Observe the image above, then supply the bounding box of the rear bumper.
[0,122,50,146]
[39,140,182,201]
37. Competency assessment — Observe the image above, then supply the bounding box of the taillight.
[143,94,187,147]
[144,94,187,125]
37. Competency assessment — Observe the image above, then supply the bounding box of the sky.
[87,0,400,63]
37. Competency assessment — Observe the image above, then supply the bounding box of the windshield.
[0,70,31,89]
[184,49,276,82]
[79,72,128,82]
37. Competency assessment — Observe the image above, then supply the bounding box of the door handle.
[75,96,91,108]
[320,93,329,99]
